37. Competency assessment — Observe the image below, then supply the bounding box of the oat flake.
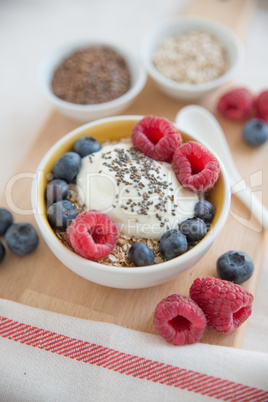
[152,30,228,84]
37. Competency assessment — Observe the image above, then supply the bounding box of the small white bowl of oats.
[141,17,244,100]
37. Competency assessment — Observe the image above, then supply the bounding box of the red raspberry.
[153,294,207,345]
[172,141,220,192]
[217,88,254,121]
[189,277,254,334]
[66,210,119,261]
[255,90,268,123]
[131,116,182,162]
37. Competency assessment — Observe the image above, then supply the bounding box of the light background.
[0,0,267,353]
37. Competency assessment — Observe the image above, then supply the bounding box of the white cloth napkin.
[0,299,268,402]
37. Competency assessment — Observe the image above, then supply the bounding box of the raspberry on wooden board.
[190,276,253,334]
[255,90,268,123]
[217,88,254,121]
[153,294,207,345]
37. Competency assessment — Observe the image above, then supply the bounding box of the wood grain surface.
[1,0,266,348]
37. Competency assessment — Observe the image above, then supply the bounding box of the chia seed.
[51,46,131,105]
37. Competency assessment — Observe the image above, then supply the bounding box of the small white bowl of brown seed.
[141,17,244,101]
[39,41,147,122]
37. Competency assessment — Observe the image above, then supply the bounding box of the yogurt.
[76,142,198,240]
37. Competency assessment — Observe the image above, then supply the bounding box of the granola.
[53,182,164,267]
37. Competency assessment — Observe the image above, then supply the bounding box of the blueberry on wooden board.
[0,208,13,236]
[5,223,39,255]
[242,118,268,147]
[0,241,6,263]
[217,251,254,284]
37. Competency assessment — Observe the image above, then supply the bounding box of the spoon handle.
[224,166,268,232]
[231,184,268,232]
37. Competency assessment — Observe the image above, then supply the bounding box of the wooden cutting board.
[1,0,266,348]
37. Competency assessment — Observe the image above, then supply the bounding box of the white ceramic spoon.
[175,105,268,232]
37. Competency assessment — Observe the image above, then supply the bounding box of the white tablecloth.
[1,299,268,401]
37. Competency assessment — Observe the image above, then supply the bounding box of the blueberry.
[0,240,6,263]
[180,218,207,242]
[5,223,39,255]
[47,200,78,230]
[217,251,254,284]
[73,136,101,157]
[242,118,268,147]
[194,200,215,223]
[0,208,13,236]
[159,229,187,260]
[46,179,69,206]
[52,152,81,182]
[128,242,154,266]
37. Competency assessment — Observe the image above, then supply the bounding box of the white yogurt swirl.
[76,142,198,240]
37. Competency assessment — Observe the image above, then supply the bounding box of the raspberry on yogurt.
[131,116,182,162]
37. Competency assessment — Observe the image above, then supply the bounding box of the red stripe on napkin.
[0,316,267,401]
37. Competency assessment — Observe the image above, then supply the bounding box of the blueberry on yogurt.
[159,229,187,260]
[194,200,215,223]
[180,218,207,242]
[52,152,81,182]
[73,136,101,157]
[46,179,69,206]
[47,200,79,230]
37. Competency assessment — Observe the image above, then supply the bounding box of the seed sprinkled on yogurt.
[76,141,198,240]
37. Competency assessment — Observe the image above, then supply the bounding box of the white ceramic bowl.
[31,115,230,289]
[39,41,147,122]
[141,17,244,100]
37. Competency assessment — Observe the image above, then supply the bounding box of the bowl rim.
[31,115,230,276]
[38,40,147,112]
[141,16,244,93]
